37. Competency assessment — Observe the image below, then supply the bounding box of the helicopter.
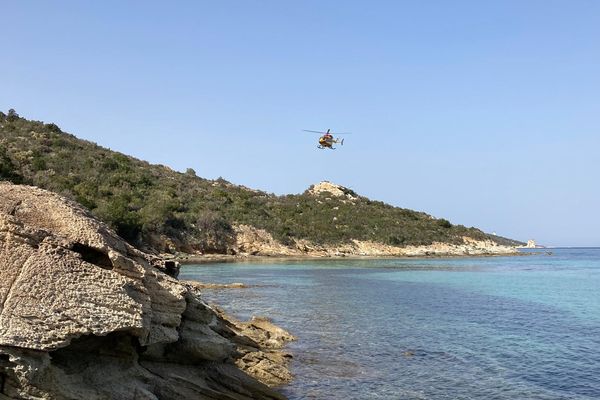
[303,129,352,149]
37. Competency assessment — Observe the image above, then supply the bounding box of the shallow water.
[180,249,600,400]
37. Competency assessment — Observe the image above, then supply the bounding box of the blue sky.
[2,1,599,246]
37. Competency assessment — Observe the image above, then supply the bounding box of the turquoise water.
[180,249,600,399]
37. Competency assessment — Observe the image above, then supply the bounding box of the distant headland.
[0,110,524,259]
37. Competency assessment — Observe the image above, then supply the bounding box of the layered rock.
[0,182,293,399]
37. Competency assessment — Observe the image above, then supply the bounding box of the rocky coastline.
[173,223,519,265]
[0,181,520,399]
[0,182,294,399]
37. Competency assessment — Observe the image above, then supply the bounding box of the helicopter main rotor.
[302,129,352,135]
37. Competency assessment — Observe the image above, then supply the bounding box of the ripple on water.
[180,249,600,400]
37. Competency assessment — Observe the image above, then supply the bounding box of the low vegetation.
[0,110,522,252]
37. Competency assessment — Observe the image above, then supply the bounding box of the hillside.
[0,109,522,255]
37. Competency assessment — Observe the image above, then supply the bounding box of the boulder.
[0,182,292,399]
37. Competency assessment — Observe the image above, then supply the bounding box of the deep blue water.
[180,249,600,399]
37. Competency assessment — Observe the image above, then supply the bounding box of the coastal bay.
[182,249,600,400]
[3,1,598,398]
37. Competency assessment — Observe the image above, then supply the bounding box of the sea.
[179,248,600,400]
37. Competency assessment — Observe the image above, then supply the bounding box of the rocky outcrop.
[0,182,293,399]
[234,225,298,256]
[306,181,358,201]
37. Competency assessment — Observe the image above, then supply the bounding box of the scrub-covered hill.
[0,109,522,255]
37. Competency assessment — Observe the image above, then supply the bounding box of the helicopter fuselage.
[318,135,342,149]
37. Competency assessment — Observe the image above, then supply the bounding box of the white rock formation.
[0,182,293,400]
[307,181,358,201]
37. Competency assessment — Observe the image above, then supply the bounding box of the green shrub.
[0,146,24,184]
[195,211,234,253]
[437,219,452,229]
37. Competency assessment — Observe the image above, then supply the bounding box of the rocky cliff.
[0,182,293,400]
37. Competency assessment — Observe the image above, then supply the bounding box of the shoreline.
[175,250,531,265]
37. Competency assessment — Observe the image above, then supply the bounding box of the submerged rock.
[0,182,293,399]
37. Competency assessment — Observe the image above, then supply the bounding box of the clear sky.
[2,1,599,246]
